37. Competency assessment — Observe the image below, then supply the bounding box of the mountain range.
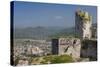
[14,26,75,40]
[14,23,97,40]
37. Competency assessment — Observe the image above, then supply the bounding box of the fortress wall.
[81,39,97,61]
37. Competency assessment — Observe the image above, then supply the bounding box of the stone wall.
[52,38,97,60]
[52,38,81,58]
[81,39,97,61]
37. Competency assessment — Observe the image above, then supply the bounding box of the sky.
[13,1,97,28]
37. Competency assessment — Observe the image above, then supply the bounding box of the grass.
[30,55,74,64]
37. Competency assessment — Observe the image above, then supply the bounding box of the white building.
[31,46,44,56]
[17,60,29,66]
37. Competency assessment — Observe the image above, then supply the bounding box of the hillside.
[14,26,75,40]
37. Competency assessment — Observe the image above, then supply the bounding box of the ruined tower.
[75,10,92,39]
[52,38,81,58]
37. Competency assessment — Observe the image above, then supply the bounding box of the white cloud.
[55,16,63,19]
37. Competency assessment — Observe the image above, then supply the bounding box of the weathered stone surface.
[52,38,97,61]
[52,38,81,58]
[81,39,97,61]
[75,10,92,39]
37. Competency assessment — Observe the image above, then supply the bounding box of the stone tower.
[75,10,92,39]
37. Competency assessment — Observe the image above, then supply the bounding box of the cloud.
[54,16,63,19]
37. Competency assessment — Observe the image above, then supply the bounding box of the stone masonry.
[75,10,92,39]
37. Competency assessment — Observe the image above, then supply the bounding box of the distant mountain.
[49,27,75,38]
[14,23,97,40]
[14,26,75,39]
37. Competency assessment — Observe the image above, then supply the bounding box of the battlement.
[76,10,92,21]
